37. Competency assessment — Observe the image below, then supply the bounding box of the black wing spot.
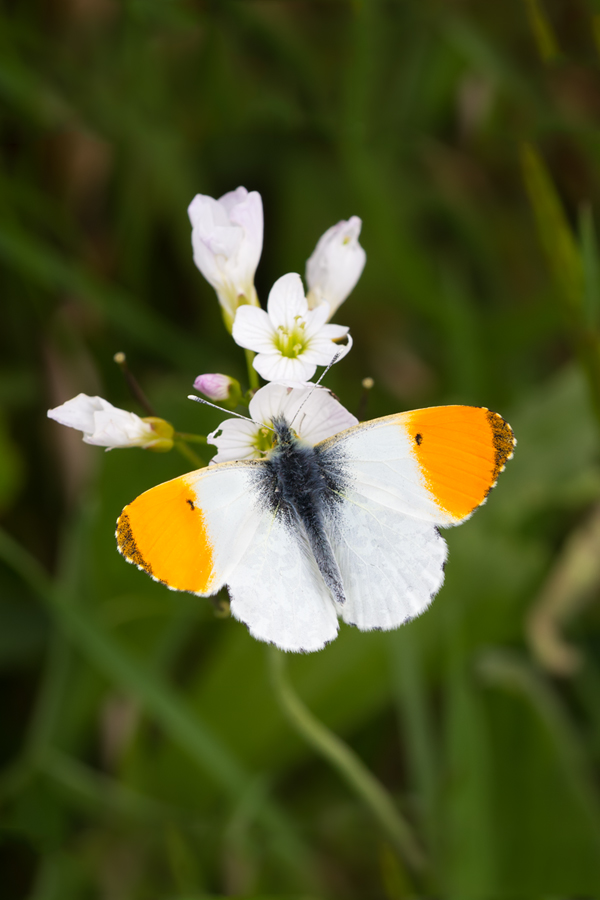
[415,433,423,445]
[186,499,195,511]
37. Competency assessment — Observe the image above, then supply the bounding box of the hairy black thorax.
[254,415,348,604]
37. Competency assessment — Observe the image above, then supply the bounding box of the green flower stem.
[268,646,426,874]
[245,348,260,391]
[174,432,207,444]
[173,438,204,468]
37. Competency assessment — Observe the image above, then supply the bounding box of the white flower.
[188,186,263,331]
[207,381,358,464]
[47,394,173,451]
[306,216,366,319]
[232,272,352,382]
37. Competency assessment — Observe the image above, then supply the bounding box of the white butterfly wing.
[324,497,447,631]
[117,460,338,652]
[317,405,515,632]
[117,405,514,650]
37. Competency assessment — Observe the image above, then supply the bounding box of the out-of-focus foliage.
[2,0,600,897]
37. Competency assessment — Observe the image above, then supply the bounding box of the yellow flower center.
[273,316,309,359]
[252,425,275,456]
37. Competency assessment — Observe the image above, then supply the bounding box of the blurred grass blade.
[520,142,583,315]
[593,14,600,58]
[0,226,201,368]
[522,143,600,429]
[478,650,600,847]
[41,748,179,822]
[522,0,561,63]
[0,526,315,885]
[443,655,496,897]
[527,501,600,676]
[580,204,600,332]
[388,630,439,865]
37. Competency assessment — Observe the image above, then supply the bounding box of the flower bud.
[306,216,366,319]
[188,187,263,332]
[141,417,175,452]
[47,394,174,451]
[193,373,242,408]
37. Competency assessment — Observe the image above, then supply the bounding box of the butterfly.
[116,404,515,652]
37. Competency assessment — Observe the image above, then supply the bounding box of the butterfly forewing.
[116,458,339,651]
[317,405,515,526]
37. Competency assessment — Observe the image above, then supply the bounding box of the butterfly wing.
[116,460,338,652]
[317,405,515,631]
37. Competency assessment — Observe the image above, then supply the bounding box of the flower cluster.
[47,186,365,457]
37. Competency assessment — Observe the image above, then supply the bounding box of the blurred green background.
[3,0,600,897]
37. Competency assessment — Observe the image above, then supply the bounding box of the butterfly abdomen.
[259,421,347,604]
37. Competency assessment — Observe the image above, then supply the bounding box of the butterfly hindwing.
[314,405,515,631]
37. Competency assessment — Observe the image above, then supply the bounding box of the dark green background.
[2,1,600,897]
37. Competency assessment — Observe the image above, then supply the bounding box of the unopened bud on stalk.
[142,417,175,452]
[193,373,242,408]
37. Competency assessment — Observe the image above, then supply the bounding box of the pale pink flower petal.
[193,373,239,403]
[188,186,263,330]
[306,216,366,318]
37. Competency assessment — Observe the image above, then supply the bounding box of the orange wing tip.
[406,405,515,522]
[115,476,217,595]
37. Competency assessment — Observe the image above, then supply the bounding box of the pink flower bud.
[193,373,241,403]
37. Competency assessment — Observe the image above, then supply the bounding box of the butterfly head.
[271,415,300,450]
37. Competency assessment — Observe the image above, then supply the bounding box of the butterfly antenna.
[187,395,274,432]
[289,352,342,428]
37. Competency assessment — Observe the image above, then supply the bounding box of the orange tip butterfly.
[116,405,515,652]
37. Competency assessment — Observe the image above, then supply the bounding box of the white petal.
[305,216,366,318]
[302,301,332,338]
[248,382,298,426]
[253,353,317,383]
[294,388,358,444]
[316,323,350,341]
[247,382,357,446]
[232,305,276,353]
[48,394,111,435]
[85,408,154,448]
[188,190,263,300]
[303,332,353,366]
[217,186,249,217]
[266,273,308,329]
[188,195,241,289]
[227,190,263,284]
[310,334,353,365]
[207,418,261,464]
[188,193,230,229]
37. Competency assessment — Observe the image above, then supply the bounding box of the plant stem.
[174,439,203,468]
[245,348,259,391]
[268,646,426,874]
[174,432,207,444]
